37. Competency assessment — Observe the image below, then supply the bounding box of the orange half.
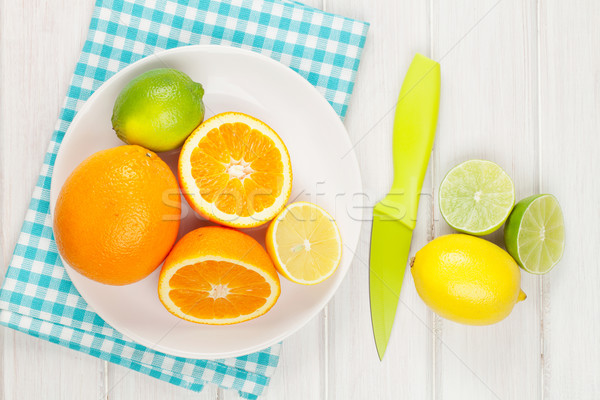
[178,112,293,228]
[158,226,281,325]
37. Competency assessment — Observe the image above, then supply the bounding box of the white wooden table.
[2,0,599,399]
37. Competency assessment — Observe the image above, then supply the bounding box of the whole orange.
[53,145,181,285]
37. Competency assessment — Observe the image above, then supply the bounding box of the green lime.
[111,68,205,152]
[439,159,515,235]
[504,194,565,274]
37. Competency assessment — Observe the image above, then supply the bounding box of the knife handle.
[389,54,440,229]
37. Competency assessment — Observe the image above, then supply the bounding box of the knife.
[369,54,440,360]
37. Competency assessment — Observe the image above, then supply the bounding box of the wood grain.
[2,0,600,399]
[0,1,104,399]
[323,0,434,399]
[246,317,326,399]
[539,1,600,398]
[431,0,541,398]
[107,364,218,400]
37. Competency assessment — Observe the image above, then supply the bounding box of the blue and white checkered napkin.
[0,0,367,398]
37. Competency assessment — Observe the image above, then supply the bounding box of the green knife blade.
[369,54,441,360]
[370,211,413,359]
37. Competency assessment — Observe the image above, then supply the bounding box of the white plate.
[50,45,362,359]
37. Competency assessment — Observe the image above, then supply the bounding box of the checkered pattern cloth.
[0,0,368,398]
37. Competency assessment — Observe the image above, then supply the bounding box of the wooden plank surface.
[1,0,599,399]
[323,0,434,399]
[430,1,542,399]
[539,1,600,398]
[0,1,105,399]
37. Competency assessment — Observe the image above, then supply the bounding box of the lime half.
[504,194,565,274]
[439,160,515,235]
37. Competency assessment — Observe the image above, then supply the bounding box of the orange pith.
[179,112,292,228]
[158,226,281,324]
[168,260,271,319]
[190,123,283,215]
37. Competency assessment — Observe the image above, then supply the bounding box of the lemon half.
[266,202,342,285]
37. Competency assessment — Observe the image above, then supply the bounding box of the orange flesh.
[189,122,284,216]
[168,260,272,319]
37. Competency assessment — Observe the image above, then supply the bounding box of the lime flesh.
[504,194,565,274]
[439,160,515,235]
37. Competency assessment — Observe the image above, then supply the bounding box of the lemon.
[111,68,205,152]
[411,234,526,325]
[265,202,342,285]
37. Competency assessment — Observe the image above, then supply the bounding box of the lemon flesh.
[112,68,204,152]
[411,234,526,325]
[504,194,565,274]
[266,202,342,285]
[439,160,515,235]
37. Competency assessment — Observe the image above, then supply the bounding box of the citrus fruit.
[439,159,515,235]
[158,226,281,325]
[504,194,565,274]
[411,234,526,325]
[111,68,205,152]
[53,145,181,285]
[178,112,293,228]
[265,202,342,285]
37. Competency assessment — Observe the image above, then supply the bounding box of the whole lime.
[111,68,205,152]
[411,234,526,325]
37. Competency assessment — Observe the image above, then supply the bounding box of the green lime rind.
[504,194,565,274]
[439,159,515,236]
[112,68,205,152]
